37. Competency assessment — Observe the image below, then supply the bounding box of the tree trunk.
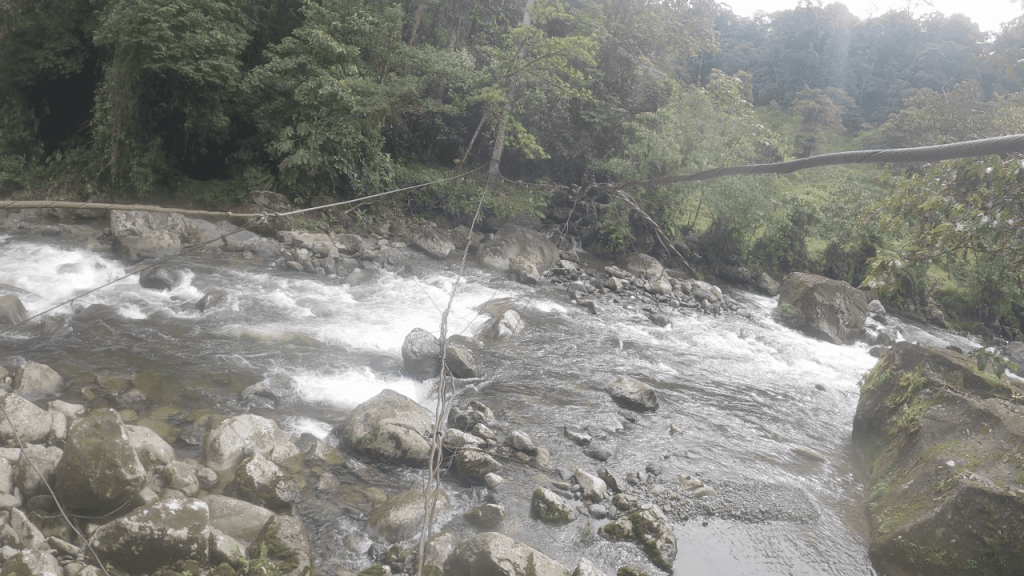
[484,0,535,192]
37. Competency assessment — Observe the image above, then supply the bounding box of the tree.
[90,0,250,193]
[792,86,846,156]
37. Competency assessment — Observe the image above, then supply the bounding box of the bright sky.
[721,0,1024,34]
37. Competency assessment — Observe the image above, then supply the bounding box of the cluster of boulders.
[0,358,325,576]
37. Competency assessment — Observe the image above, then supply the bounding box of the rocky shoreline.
[2,193,1023,576]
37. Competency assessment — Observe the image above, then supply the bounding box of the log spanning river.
[0,228,980,575]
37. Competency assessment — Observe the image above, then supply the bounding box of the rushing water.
[0,229,978,575]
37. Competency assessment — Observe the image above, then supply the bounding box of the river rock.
[369,488,450,543]
[445,531,570,576]
[56,409,146,513]
[235,452,297,510]
[202,414,295,473]
[465,503,505,529]
[0,295,28,326]
[110,210,187,262]
[0,392,52,447]
[0,457,12,494]
[455,449,502,486]
[532,487,576,525]
[475,309,523,344]
[478,223,559,273]
[510,256,541,285]
[139,266,178,291]
[411,223,455,259]
[209,527,248,570]
[163,460,201,497]
[601,503,676,570]
[445,337,480,378]
[1,549,62,576]
[125,424,175,470]
[202,495,276,541]
[868,299,886,316]
[9,507,46,550]
[624,253,665,280]
[852,342,1024,576]
[572,557,607,576]
[334,389,434,467]
[507,431,537,455]
[606,375,659,412]
[402,328,441,381]
[279,231,339,259]
[574,468,608,502]
[756,271,781,296]
[776,272,868,345]
[90,497,211,573]
[13,361,62,400]
[196,289,226,312]
[246,514,313,576]
[15,444,62,498]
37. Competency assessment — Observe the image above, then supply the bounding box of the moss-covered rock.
[333,389,434,468]
[531,487,576,525]
[600,504,676,571]
[455,449,502,486]
[444,532,570,576]
[853,342,1024,576]
[247,514,313,576]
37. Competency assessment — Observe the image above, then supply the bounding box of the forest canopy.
[4,0,1024,336]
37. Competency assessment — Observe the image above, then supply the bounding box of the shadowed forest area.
[4,0,1024,337]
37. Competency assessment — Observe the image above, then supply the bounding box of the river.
[0,227,978,575]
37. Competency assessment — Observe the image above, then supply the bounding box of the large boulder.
[125,424,175,470]
[55,409,146,513]
[478,224,558,274]
[202,414,295,473]
[455,449,502,486]
[444,532,570,576]
[1,550,62,576]
[475,309,523,345]
[90,498,211,573]
[531,487,576,525]
[368,488,451,543]
[333,389,434,467]
[110,210,187,262]
[601,503,677,571]
[0,392,52,446]
[402,328,442,380]
[776,272,868,345]
[0,295,28,325]
[13,361,63,400]
[852,342,1024,576]
[606,375,659,412]
[411,224,456,259]
[624,253,666,280]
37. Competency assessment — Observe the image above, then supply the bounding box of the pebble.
[484,473,504,489]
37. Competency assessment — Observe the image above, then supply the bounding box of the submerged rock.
[368,489,450,543]
[444,532,570,576]
[532,487,576,525]
[139,266,178,291]
[853,342,1024,576]
[776,272,868,345]
[606,375,659,412]
[475,309,523,344]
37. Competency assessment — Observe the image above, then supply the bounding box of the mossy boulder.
[334,389,434,467]
[203,414,295,473]
[776,272,868,345]
[368,489,450,543]
[444,532,570,576]
[55,408,146,513]
[1,549,62,576]
[247,514,313,576]
[531,487,576,525]
[853,342,1024,576]
[90,498,211,573]
[202,494,276,542]
[600,504,676,571]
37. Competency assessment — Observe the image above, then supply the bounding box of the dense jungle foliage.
[4,0,1024,336]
